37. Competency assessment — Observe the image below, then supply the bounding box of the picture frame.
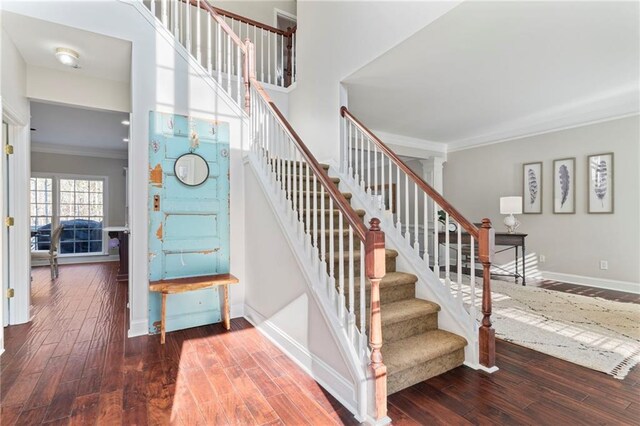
[553,157,575,214]
[522,161,542,214]
[587,152,614,214]
[368,183,396,213]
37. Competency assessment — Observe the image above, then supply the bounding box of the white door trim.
[2,100,32,327]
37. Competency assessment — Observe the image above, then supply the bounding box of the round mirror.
[174,153,209,186]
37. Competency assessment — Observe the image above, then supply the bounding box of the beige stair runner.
[296,164,467,394]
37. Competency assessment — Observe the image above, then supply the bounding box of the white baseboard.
[31,254,119,267]
[128,318,149,337]
[541,271,640,295]
[243,304,360,421]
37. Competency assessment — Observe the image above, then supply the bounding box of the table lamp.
[500,196,522,234]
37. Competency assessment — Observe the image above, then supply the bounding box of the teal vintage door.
[148,112,230,334]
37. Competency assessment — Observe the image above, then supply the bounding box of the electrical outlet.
[600,260,608,270]
[539,255,546,263]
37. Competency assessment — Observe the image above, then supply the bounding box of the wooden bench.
[149,273,239,344]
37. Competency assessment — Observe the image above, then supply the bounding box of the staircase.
[301,166,468,394]
[143,1,496,423]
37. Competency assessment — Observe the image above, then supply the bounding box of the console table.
[439,231,528,285]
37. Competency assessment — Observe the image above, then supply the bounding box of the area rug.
[455,278,640,379]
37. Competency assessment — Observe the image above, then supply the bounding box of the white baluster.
[338,213,345,318]
[329,198,335,298]
[457,223,462,302]
[359,240,366,357]
[292,31,296,83]
[380,149,385,211]
[367,137,371,193]
[267,30,272,84]
[173,0,178,37]
[414,183,419,254]
[161,0,167,26]
[236,45,241,104]
[306,164,311,238]
[196,0,201,63]
[261,29,265,82]
[185,0,191,51]
[396,164,401,231]
[423,192,429,266]
[374,145,378,207]
[445,212,451,286]
[206,13,212,74]
[433,201,439,279]
[348,227,355,340]
[321,187,326,269]
[216,24,222,83]
[279,33,284,86]
[359,132,365,189]
[405,174,410,243]
[470,236,476,319]
[226,34,231,94]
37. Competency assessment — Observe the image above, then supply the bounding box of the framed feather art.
[553,157,575,214]
[522,161,542,214]
[588,152,614,214]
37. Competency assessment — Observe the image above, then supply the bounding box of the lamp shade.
[500,196,522,214]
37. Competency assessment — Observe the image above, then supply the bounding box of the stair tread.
[381,299,440,325]
[383,330,467,374]
[349,271,417,291]
[299,191,352,198]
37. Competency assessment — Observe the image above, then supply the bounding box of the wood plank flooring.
[1,263,638,425]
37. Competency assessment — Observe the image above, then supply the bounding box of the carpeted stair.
[290,163,467,394]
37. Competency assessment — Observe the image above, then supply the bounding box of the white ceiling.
[2,11,131,83]
[344,1,640,150]
[30,102,129,154]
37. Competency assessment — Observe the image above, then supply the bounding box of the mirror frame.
[174,152,210,187]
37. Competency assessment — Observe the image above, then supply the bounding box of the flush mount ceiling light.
[55,47,80,68]
[123,138,129,143]
[121,120,130,126]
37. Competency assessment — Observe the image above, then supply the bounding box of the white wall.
[3,0,249,336]
[444,115,640,289]
[27,65,131,113]
[288,1,460,162]
[244,163,356,396]
[217,0,296,26]
[31,151,128,226]
[1,24,33,328]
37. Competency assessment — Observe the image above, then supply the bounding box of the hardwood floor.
[527,278,640,304]
[1,263,638,425]
[1,264,354,425]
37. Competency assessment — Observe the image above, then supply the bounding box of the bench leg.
[223,284,230,330]
[161,293,167,344]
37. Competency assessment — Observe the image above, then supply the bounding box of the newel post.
[284,27,293,87]
[365,218,387,420]
[243,39,255,114]
[478,218,496,368]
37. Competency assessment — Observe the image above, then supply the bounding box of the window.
[30,177,53,250]
[30,175,107,256]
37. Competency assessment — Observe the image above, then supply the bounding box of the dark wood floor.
[527,278,640,304]
[1,263,638,425]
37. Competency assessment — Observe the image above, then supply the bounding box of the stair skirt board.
[244,304,360,419]
[329,160,482,369]
[246,159,370,422]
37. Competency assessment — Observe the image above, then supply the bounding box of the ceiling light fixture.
[55,47,80,68]
[121,120,130,126]
[123,138,129,143]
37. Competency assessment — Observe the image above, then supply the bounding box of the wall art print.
[588,152,614,214]
[553,157,575,214]
[522,161,542,214]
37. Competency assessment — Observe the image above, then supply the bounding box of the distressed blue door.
[148,112,230,334]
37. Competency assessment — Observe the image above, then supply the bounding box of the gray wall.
[31,151,127,227]
[444,115,640,284]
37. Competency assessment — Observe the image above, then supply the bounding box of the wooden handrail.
[253,79,368,242]
[213,6,296,37]
[340,106,479,239]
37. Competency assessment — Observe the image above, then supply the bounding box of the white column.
[420,156,445,194]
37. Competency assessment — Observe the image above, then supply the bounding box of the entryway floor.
[1,263,638,425]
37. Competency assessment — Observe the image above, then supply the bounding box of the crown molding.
[31,142,128,160]
[447,84,640,152]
